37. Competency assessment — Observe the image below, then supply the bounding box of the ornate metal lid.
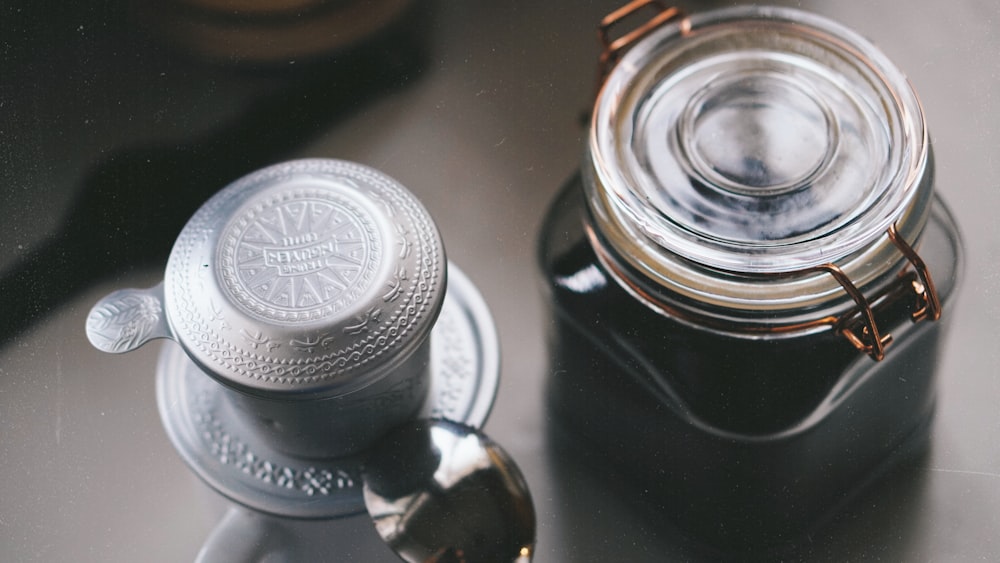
[164,159,446,398]
[87,159,446,399]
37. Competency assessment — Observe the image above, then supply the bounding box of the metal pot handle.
[195,506,298,563]
[85,283,174,354]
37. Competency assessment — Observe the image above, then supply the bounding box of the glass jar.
[539,3,963,550]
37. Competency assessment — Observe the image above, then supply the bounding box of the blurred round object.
[133,0,416,65]
[174,0,327,16]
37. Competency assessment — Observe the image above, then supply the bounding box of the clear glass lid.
[588,6,928,275]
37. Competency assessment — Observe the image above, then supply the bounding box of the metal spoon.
[362,419,536,563]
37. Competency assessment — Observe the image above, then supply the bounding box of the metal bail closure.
[887,223,942,323]
[819,223,942,361]
[596,0,687,91]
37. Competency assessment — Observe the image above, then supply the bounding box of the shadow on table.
[0,2,431,345]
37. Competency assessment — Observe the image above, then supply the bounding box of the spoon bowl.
[362,419,536,563]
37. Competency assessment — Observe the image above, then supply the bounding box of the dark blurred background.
[2,1,998,561]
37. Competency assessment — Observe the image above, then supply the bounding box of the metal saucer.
[156,264,499,519]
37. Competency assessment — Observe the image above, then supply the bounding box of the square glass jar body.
[538,174,962,550]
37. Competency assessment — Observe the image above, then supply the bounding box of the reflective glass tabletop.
[2,1,998,560]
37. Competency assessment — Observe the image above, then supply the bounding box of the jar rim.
[585,5,932,318]
[588,5,929,281]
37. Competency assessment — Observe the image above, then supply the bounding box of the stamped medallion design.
[220,190,382,323]
[165,160,445,391]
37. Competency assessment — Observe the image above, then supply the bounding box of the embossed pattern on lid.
[163,159,446,398]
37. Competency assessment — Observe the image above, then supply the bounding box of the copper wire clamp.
[596,0,688,91]
[816,223,942,361]
[588,219,943,363]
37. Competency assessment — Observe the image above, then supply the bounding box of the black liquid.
[538,175,959,551]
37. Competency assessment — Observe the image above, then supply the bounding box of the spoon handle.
[195,507,296,563]
[85,283,173,353]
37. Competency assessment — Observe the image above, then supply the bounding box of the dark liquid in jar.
[539,173,961,550]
